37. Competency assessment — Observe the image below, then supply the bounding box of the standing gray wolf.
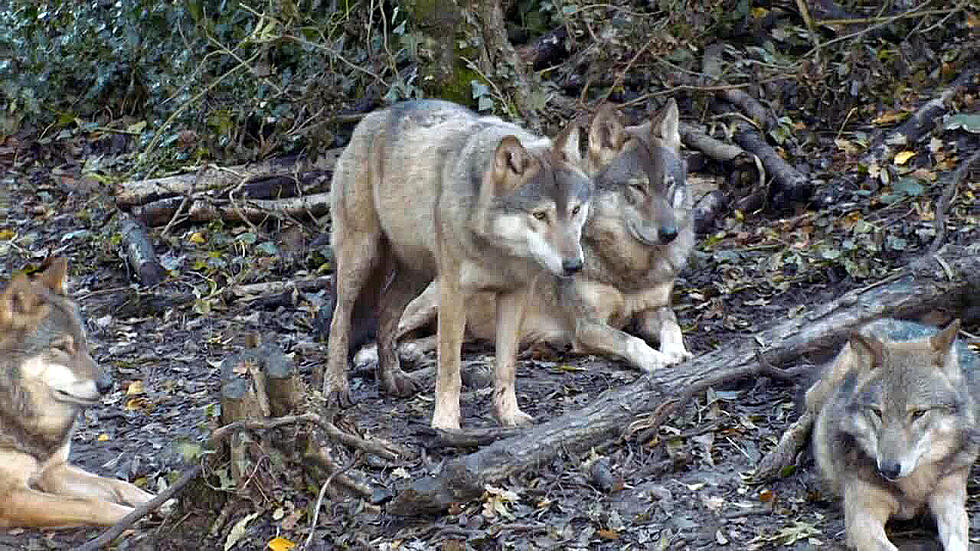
[323,99,591,429]
[359,99,693,372]
[810,318,978,551]
[0,258,156,527]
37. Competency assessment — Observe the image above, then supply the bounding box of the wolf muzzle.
[562,257,583,276]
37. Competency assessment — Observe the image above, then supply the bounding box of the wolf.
[322,99,591,430]
[0,258,156,528]
[357,99,693,372]
[810,318,979,551]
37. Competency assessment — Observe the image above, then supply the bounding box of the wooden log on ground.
[861,63,979,170]
[262,344,305,417]
[115,150,343,207]
[730,121,813,210]
[119,215,166,286]
[135,191,331,226]
[387,244,980,515]
[719,88,778,134]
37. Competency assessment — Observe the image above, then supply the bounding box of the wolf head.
[840,320,969,481]
[587,99,689,247]
[0,258,110,412]
[482,123,592,278]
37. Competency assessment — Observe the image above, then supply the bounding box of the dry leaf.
[267,537,296,551]
[893,150,915,165]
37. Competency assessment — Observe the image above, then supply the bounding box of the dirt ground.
[1,120,979,551]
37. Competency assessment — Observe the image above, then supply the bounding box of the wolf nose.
[660,226,678,243]
[877,461,902,480]
[96,373,113,395]
[562,258,583,275]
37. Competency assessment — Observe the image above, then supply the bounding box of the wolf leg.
[637,306,691,365]
[493,287,533,426]
[432,270,466,430]
[324,227,382,407]
[843,478,899,551]
[397,280,439,339]
[574,319,669,372]
[35,462,154,508]
[376,265,429,397]
[0,486,134,528]
[929,468,970,551]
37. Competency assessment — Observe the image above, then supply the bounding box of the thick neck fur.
[0,349,78,461]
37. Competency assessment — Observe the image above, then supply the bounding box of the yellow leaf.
[188,232,206,244]
[872,111,907,125]
[97,433,110,442]
[893,150,915,165]
[267,537,296,551]
[0,229,14,240]
[127,380,145,395]
[751,7,768,18]
[598,529,619,540]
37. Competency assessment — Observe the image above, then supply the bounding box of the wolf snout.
[659,225,678,243]
[876,460,903,481]
[562,257,583,276]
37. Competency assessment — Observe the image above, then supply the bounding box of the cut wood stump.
[387,244,980,515]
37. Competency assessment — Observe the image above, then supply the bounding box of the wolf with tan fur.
[356,99,693,372]
[322,99,591,429]
[810,318,979,550]
[0,258,155,528]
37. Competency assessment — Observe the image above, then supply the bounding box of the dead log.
[861,64,979,170]
[388,244,980,515]
[115,151,343,207]
[719,89,778,134]
[135,192,331,226]
[119,215,166,286]
[261,344,305,417]
[730,121,813,210]
[517,26,569,70]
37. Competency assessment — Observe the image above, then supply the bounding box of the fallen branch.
[930,149,980,254]
[753,411,816,481]
[135,191,331,226]
[387,244,980,515]
[730,121,813,210]
[77,463,204,551]
[862,63,979,169]
[119,214,166,286]
[116,151,342,207]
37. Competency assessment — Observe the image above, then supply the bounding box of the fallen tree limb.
[76,463,204,551]
[135,191,331,226]
[119,214,166,286]
[115,151,342,207]
[861,63,979,169]
[753,410,815,481]
[730,121,813,210]
[388,244,980,515]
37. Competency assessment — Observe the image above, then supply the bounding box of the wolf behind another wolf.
[323,99,592,429]
[810,318,979,551]
[0,259,156,528]
[356,99,694,373]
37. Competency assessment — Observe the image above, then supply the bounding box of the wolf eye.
[911,409,927,421]
[630,183,645,194]
[571,205,581,216]
[532,211,547,221]
[868,407,882,421]
[52,337,75,354]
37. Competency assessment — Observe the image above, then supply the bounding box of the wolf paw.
[381,369,421,397]
[431,409,461,431]
[495,407,534,427]
[661,345,693,365]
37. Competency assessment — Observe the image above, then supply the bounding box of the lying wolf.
[356,99,694,372]
[0,258,156,527]
[810,318,978,551]
[323,99,591,429]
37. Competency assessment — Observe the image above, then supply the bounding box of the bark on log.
[119,215,166,286]
[135,192,331,226]
[388,244,980,515]
[115,151,342,207]
[730,121,813,210]
[262,344,305,417]
[517,26,569,70]
[719,89,778,134]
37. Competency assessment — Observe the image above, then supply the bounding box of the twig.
[930,149,980,254]
[301,454,362,551]
[77,463,204,551]
[210,412,319,443]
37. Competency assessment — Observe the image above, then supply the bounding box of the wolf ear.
[0,274,45,331]
[930,319,960,364]
[553,122,584,167]
[848,331,884,371]
[37,257,68,295]
[492,135,533,194]
[649,98,681,153]
[587,104,628,172]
